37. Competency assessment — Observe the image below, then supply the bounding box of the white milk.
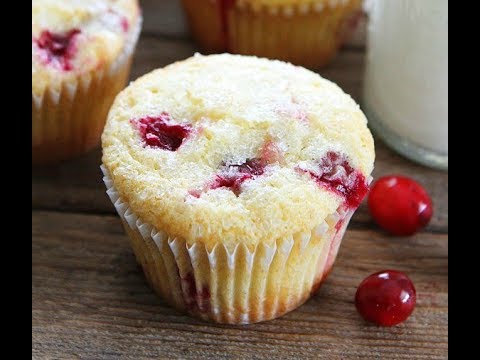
[363,0,448,170]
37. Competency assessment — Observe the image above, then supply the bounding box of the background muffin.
[102,53,374,324]
[32,0,142,164]
[181,0,362,68]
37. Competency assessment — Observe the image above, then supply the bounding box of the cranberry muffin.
[181,0,363,68]
[101,53,374,324]
[32,0,142,164]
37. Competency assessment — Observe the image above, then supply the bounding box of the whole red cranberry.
[355,270,416,326]
[368,175,432,236]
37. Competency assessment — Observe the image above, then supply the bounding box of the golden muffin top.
[32,0,141,96]
[102,54,374,248]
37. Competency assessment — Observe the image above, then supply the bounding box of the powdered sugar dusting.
[102,54,375,247]
[297,151,369,208]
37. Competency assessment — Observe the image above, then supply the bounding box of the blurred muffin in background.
[180,0,362,68]
[32,0,142,164]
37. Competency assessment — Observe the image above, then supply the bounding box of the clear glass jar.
[362,0,448,170]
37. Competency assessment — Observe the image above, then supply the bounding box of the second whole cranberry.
[355,270,416,327]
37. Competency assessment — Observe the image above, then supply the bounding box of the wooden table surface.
[32,1,448,358]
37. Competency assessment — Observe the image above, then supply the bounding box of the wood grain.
[33,211,447,360]
[32,1,448,359]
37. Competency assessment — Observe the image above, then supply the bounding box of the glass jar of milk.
[363,0,448,170]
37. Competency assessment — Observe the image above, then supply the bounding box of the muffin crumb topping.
[102,54,375,246]
[32,0,140,96]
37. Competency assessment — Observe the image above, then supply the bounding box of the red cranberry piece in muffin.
[35,29,80,71]
[131,112,192,151]
[299,151,369,208]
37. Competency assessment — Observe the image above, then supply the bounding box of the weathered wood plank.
[32,211,447,359]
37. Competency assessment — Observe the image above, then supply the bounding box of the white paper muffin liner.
[32,16,142,164]
[101,165,359,324]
